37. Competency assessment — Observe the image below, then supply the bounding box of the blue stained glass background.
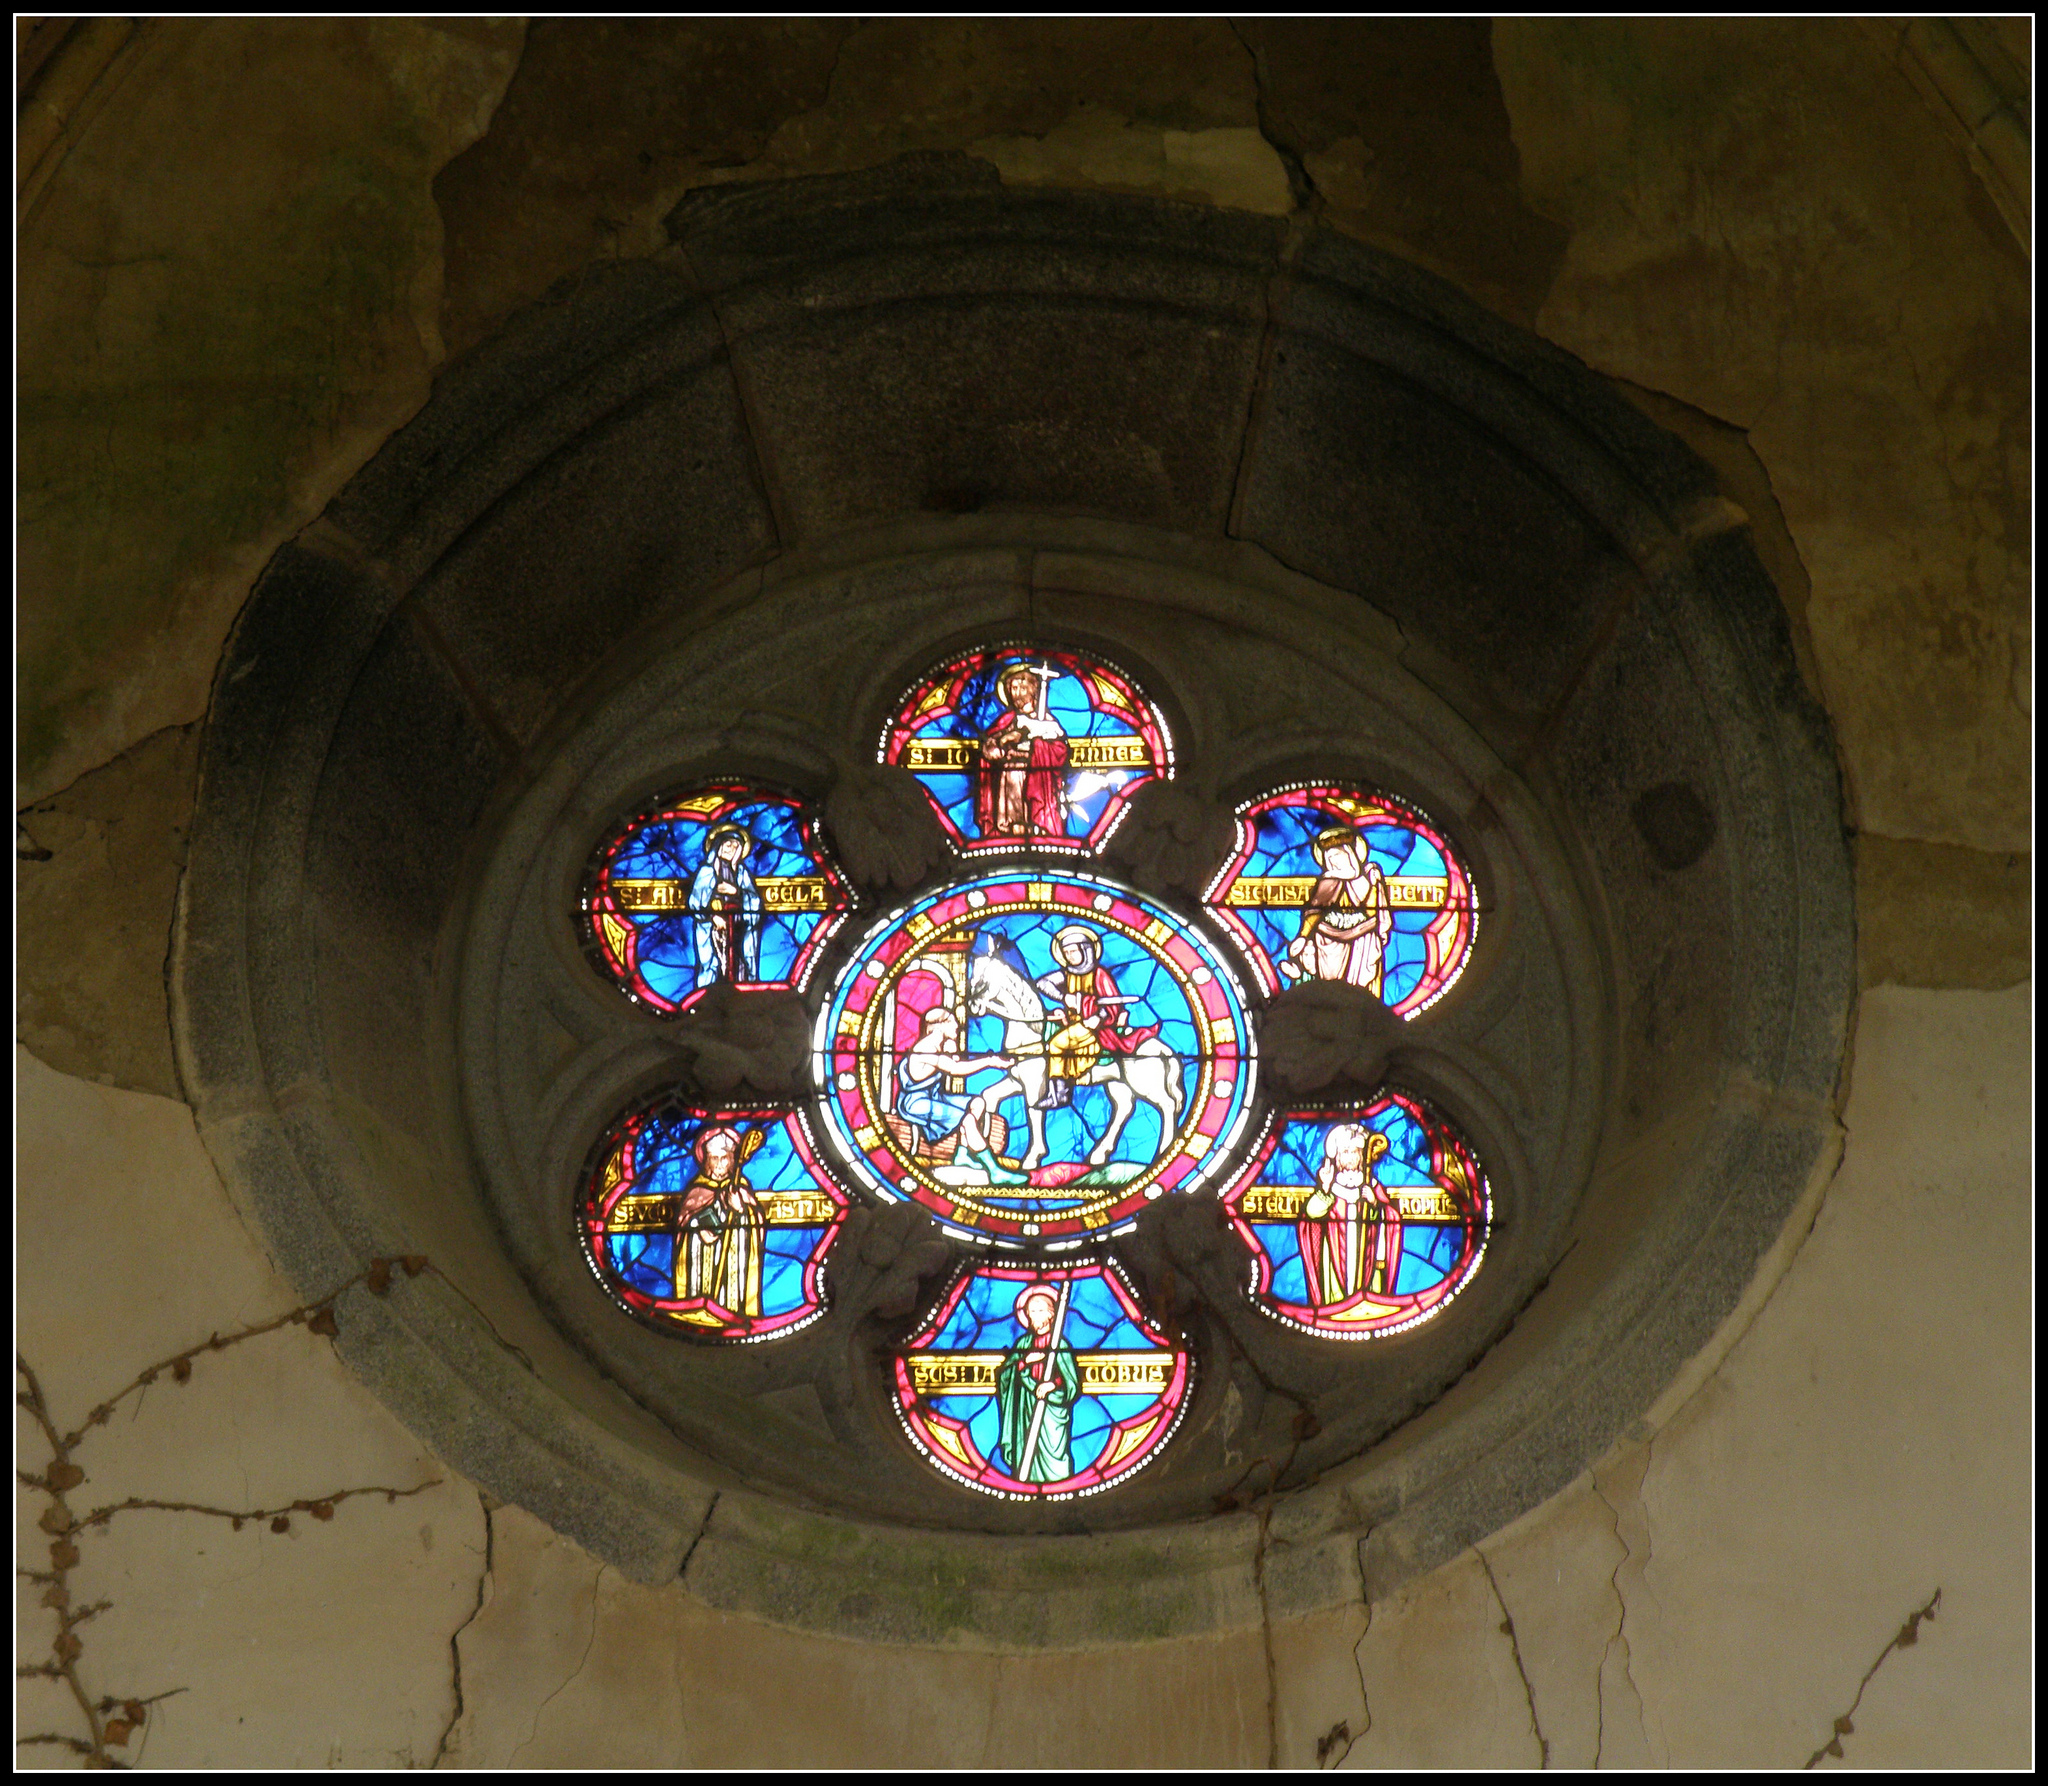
[606,799,832,1005]
[924,1269,1165,1478]
[945,907,1217,1178]
[609,1232,674,1298]
[911,657,1151,843]
[1265,1108,1436,1190]
[1233,804,1450,1008]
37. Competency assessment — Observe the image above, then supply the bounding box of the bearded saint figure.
[1298,1123,1400,1309]
[675,1124,767,1316]
[974,662,1069,839]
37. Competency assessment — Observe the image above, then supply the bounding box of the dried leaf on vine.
[307,1308,339,1338]
[102,1720,132,1747]
[270,1515,291,1534]
[47,1461,84,1491]
[50,1540,80,1570]
[171,1358,192,1383]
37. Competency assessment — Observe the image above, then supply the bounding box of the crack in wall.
[676,1490,720,1588]
[1302,1528,1377,1769]
[508,1561,607,1764]
[1589,1447,1656,1768]
[430,1496,496,1769]
[1224,19,1320,214]
[670,239,796,552]
[1253,1503,1281,1768]
[1475,1547,1550,1767]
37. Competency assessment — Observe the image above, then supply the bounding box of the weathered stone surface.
[16,724,198,1098]
[17,18,523,806]
[15,1048,486,1768]
[1098,779,1238,896]
[403,305,777,747]
[1854,835,2030,990]
[1595,984,2030,1767]
[1607,375,1829,713]
[433,20,851,359]
[440,1502,1276,1768]
[14,19,2033,1770]
[1235,19,1569,324]
[971,116,1290,216]
[20,984,2029,1766]
[434,19,1275,357]
[671,179,1277,541]
[1496,20,2031,852]
[1476,1479,1632,1769]
[1233,278,1638,724]
[823,761,952,893]
[1257,979,1400,1097]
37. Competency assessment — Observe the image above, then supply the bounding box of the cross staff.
[1018,1275,1074,1482]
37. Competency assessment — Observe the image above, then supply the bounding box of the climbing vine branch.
[16,1257,443,1768]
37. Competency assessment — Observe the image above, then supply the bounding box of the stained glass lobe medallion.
[581,782,854,1015]
[813,869,1257,1245]
[880,644,1172,856]
[1221,1093,1489,1339]
[578,1095,848,1342]
[894,1258,1190,1499]
[1203,783,1477,1016]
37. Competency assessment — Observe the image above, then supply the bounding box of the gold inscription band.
[608,876,838,912]
[606,1191,840,1230]
[1223,875,1451,909]
[900,737,1153,772]
[1237,1186,1463,1222]
[903,1352,1176,1394]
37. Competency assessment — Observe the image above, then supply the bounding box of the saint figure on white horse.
[1033,923,1160,1107]
[965,926,1185,1173]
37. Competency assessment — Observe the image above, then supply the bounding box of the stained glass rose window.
[574,643,1489,1498]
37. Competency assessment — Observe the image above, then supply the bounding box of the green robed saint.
[996,1283,1081,1483]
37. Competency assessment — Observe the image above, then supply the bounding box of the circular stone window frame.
[172,174,1852,1647]
[455,548,1581,1538]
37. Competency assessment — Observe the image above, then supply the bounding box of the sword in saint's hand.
[1017,1276,1074,1483]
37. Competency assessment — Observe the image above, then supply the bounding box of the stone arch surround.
[172,166,1852,1644]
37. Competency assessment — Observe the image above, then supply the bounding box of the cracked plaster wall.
[15,17,2031,1769]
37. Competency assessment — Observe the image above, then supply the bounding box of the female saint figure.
[1298,1122,1400,1309]
[975,663,1070,839]
[688,823,763,986]
[1284,826,1394,997]
[996,1283,1080,1483]
[676,1124,767,1315]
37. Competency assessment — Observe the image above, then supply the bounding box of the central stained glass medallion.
[813,869,1257,1245]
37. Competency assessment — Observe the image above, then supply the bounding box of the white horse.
[965,948,1186,1171]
